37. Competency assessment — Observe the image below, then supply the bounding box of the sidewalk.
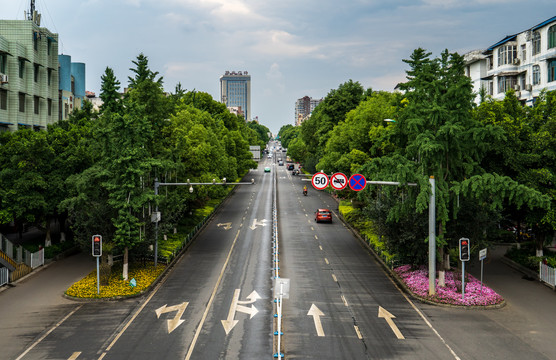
[0,251,95,360]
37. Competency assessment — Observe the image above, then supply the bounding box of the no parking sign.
[349,174,366,191]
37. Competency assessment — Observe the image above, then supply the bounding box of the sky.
[1,0,554,134]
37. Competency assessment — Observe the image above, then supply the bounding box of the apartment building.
[465,16,556,105]
[295,96,322,126]
[0,4,85,132]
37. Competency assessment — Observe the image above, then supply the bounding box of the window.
[550,25,556,49]
[19,59,25,78]
[19,93,25,112]
[498,45,517,66]
[34,64,39,82]
[498,76,517,94]
[0,54,6,74]
[47,69,51,86]
[48,99,52,116]
[533,31,541,55]
[521,44,526,63]
[47,39,52,55]
[533,65,541,85]
[549,60,556,83]
[34,96,39,114]
[33,32,38,51]
[0,89,7,110]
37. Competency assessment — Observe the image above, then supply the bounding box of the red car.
[315,209,332,223]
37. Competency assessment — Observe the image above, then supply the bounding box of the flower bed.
[66,262,166,299]
[394,265,504,306]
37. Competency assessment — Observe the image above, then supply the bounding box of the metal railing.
[0,267,8,286]
[272,167,284,358]
[540,262,556,289]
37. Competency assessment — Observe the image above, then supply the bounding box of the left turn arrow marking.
[155,302,189,334]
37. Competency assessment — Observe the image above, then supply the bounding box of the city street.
[1,156,556,360]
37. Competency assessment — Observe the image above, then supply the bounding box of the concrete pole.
[429,176,436,296]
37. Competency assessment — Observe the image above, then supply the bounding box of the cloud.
[249,30,322,58]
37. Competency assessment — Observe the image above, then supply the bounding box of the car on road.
[264,167,271,172]
[315,209,332,223]
[287,163,294,170]
[278,160,284,166]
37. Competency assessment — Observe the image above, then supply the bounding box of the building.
[295,96,322,126]
[58,54,85,120]
[0,5,59,132]
[220,71,251,121]
[465,16,556,105]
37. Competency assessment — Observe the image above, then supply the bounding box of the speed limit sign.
[311,172,329,190]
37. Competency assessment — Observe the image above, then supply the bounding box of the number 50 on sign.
[312,172,329,190]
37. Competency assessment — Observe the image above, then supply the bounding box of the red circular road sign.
[311,172,329,190]
[349,173,367,191]
[330,172,348,190]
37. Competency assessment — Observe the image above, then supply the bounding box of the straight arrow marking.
[307,304,325,337]
[378,306,405,339]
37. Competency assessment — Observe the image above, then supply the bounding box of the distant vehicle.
[264,167,271,172]
[278,160,284,166]
[315,209,332,223]
[287,164,294,170]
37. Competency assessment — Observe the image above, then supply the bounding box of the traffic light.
[459,238,470,261]
[92,235,102,257]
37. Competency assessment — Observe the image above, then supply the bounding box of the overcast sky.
[2,0,554,133]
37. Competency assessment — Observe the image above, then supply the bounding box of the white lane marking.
[185,229,242,360]
[383,264,462,359]
[341,295,348,307]
[68,352,82,360]
[314,235,318,240]
[332,274,338,282]
[319,246,323,251]
[16,305,83,360]
[354,326,363,340]
[324,258,329,265]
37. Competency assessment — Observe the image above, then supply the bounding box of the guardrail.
[540,262,556,289]
[272,168,284,358]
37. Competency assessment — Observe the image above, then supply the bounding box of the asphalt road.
[6,149,556,360]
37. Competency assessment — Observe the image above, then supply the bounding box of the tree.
[99,67,122,114]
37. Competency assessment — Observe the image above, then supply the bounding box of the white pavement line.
[354,325,363,340]
[341,295,348,307]
[103,262,169,355]
[68,352,82,360]
[331,274,338,282]
[315,235,318,240]
[15,305,84,360]
[324,258,329,265]
[185,229,242,360]
[387,273,461,359]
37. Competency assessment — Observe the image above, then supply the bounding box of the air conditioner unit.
[525,84,532,92]
[514,84,520,91]
[0,74,8,84]
[515,91,521,98]
[513,58,520,65]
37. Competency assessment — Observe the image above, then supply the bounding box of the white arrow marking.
[155,302,189,334]
[307,304,325,337]
[378,306,405,339]
[222,289,260,334]
[217,222,232,230]
[249,218,269,230]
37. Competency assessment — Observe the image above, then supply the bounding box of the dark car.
[287,163,294,170]
[315,209,332,223]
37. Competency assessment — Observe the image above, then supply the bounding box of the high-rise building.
[295,96,322,126]
[220,71,251,121]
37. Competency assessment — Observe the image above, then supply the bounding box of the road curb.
[332,198,506,309]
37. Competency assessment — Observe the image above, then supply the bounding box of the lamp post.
[152,178,255,267]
